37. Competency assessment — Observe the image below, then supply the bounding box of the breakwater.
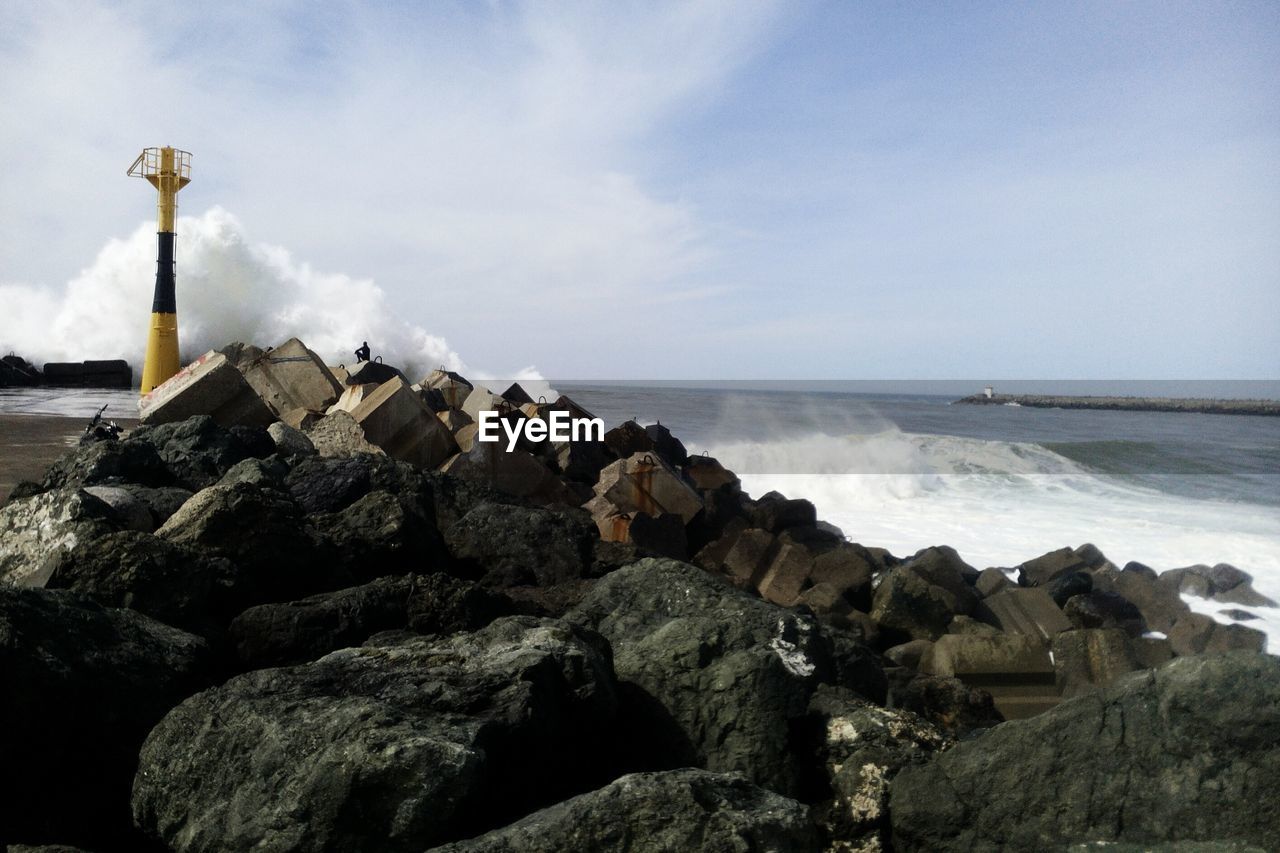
[955,393,1280,416]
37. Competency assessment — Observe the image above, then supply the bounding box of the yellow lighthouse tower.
[128,146,192,394]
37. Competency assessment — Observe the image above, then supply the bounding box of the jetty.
[955,392,1280,416]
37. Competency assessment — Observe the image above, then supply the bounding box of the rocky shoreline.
[2,337,1277,852]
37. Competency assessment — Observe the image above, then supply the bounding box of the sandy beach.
[0,413,138,503]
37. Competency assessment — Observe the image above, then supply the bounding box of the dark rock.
[38,438,172,494]
[1046,570,1093,606]
[1017,546,1089,587]
[228,424,277,459]
[429,769,817,853]
[569,558,884,797]
[156,482,343,603]
[216,455,290,489]
[228,576,413,667]
[627,510,688,559]
[895,674,1004,735]
[501,579,598,619]
[127,415,262,490]
[1052,628,1142,698]
[1131,635,1175,668]
[1121,560,1158,579]
[1073,542,1113,570]
[407,572,511,634]
[801,686,951,850]
[313,489,446,581]
[1,587,211,848]
[750,490,818,534]
[133,617,619,852]
[890,652,1280,851]
[444,502,597,588]
[644,422,689,468]
[46,530,237,641]
[1064,590,1147,637]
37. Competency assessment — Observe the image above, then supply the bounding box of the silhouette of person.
[355,341,370,363]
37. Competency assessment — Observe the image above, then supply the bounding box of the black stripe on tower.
[152,231,177,314]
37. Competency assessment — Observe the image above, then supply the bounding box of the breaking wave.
[0,207,545,386]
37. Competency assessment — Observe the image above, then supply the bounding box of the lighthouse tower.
[128,146,192,394]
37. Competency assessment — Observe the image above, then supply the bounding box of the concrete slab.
[974,587,1072,641]
[348,377,459,468]
[139,350,274,428]
[420,369,473,410]
[345,360,406,386]
[240,337,343,417]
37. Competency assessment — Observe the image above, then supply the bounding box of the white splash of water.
[0,207,512,383]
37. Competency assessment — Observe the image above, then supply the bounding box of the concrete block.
[1017,546,1089,587]
[757,541,812,606]
[1051,628,1141,698]
[501,382,535,405]
[345,360,405,386]
[974,587,1072,641]
[920,633,1054,679]
[305,411,384,458]
[326,383,381,415]
[421,369,473,410]
[976,567,1013,597]
[437,409,473,432]
[684,454,740,492]
[349,377,459,468]
[720,528,777,587]
[585,494,632,542]
[240,337,342,417]
[139,350,274,428]
[595,452,703,524]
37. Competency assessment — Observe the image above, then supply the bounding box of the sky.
[1,0,1277,379]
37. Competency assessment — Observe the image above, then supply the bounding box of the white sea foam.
[0,208,547,388]
[708,429,1280,653]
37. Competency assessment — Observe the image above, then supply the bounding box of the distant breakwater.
[955,393,1280,416]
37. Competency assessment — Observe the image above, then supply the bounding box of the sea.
[4,380,1278,650]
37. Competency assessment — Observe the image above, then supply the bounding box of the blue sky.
[1,1,1277,378]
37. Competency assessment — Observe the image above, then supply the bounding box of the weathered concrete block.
[757,541,812,606]
[304,411,385,458]
[349,377,459,468]
[975,567,1013,598]
[720,528,777,587]
[920,633,1058,719]
[1017,547,1089,587]
[326,382,381,415]
[920,634,1053,680]
[974,587,1072,641]
[595,452,703,524]
[683,455,740,492]
[344,360,405,386]
[139,351,274,428]
[420,369,474,410]
[240,337,342,417]
[1051,628,1141,698]
[438,409,474,432]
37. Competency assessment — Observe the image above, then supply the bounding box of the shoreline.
[955,393,1280,416]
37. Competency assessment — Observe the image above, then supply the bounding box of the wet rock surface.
[889,652,1280,851]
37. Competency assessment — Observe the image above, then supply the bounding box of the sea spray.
[0,207,547,388]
